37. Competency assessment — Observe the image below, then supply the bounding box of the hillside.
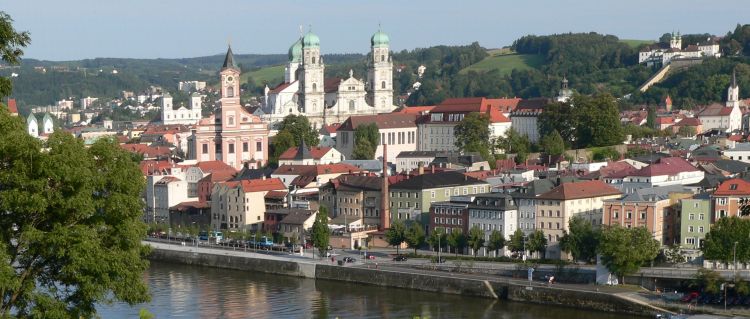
[459,52,544,76]
[620,39,654,48]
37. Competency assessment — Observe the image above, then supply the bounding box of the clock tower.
[220,45,241,130]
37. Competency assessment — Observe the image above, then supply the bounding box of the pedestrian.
[549,276,555,285]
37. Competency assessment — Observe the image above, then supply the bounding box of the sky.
[4,0,749,61]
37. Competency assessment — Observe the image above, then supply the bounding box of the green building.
[388,171,490,225]
[679,193,712,263]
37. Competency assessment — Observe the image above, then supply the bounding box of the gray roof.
[341,160,383,172]
[510,179,556,199]
[294,139,313,160]
[396,151,442,158]
[390,171,487,190]
[713,159,750,174]
[221,45,239,71]
[279,210,315,225]
[728,143,750,152]
[616,185,691,202]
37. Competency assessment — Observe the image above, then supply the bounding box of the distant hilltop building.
[638,31,721,66]
[695,69,742,133]
[160,91,202,125]
[178,81,206,92]
[262,28,397,130]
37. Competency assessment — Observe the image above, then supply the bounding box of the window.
[256,141,262,152]
[312,83,317,92]
[228,143,235,154]
[626,210,632,219]
[227,86,234,97]
[556,222,560,229]
[689,213,695,220]
[381,81,386,89]
[228,116,234,125]
[556,210,560,217]
[688,226,694,232]
[445,189,450,197]
[243,142,248,152]
[349,100,355,112]
[431,191,435,199]
[699,214,705,220]
[540,222,544,229]
[699,226,704,233]
[202,144,208,154]
[640,211,646,220]
[613,210,619,218]
[463,188,468,195]
[686,237,695,245]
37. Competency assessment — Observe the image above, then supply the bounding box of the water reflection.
[97,261,638,319]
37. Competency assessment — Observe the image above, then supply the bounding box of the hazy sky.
[5,0,748,61]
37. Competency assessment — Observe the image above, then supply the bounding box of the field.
[459,51,545,76]
[620,39,654,48]
[242,65,285,85]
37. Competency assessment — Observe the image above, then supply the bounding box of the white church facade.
[161,92,203,125]
[262,29,396,129]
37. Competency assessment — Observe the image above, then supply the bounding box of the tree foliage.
[311,207,330,258]
[404,222,426,255]
[702,216,750,264]
[446,229,466,256]
[540,130,566,156]
[385,219,407,254]
[559,216,599,263]
[0,109,150,317]
[598,225,660,283]
[507,229,526,255]
[526,230,548,258]
[496,128,531,164]
[352,123,379,160]
[486,230,506,257]
[427,228,447,252]
[693,268,723,294]
[466,226,486,257]
[0,11,30,98]
[270,115,320,165]
[454,112,491,154]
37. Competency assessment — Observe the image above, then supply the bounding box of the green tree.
[507,229,526,256]
[311,207,330,258]
[270,130,295,164]
[693,268,723,294]
[385,219,407,254]
[486,230,506,257]
[526,230,548,259]
[664,245,686,264]
[427,228,447,252]
[404,222,426,255]
[598,225,660,284]
[496,128,531,164]
[677,126,696,137]
[0,109,151,317]
[466,226,486,257]
[538,101,578,144]
[278,114,320,146]
[352,123,379,160]
[702,216,750,264]
[646,107,656,130]
[0,12,30,98]
[573,94,624,148]
[540,130,566,156]
[455,112,492,161]
[559,216,599,263]
[446,228,467,256]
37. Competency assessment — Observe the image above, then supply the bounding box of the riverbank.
[146,241,672,317]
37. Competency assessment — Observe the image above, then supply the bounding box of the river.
[97,261,639,318]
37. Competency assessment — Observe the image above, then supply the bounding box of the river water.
[97,261,638,318]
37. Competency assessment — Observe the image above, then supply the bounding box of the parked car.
[343,257,356,263]
[680,292,699,303]
[393,255,408,262]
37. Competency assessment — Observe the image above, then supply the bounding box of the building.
[178,81,207,92]
[467,193,518,256]
[535,180,622,259]
[272,163,363,189]
[5,98,18,116]
[154,176,192,223]
[723,143,750,164]
[711,178,750,220]
[509,179,556,236]
[604,157,704,193]
[395,151,441,173]
[336,113,418,160]
[679,193,712,262]
[389,171,490,225]
[602,185,693,245]
[262,29,397,129]
[638,32,720,66]
[80,96,98,109]
[319,175,385,230]
[210,178,287,231]
[161,92,202,125]
[695,70,742,133]
[510,98,550,143]
[277,209,318,243]
[189,46,270,170]
[417,97,511,152]
[278,141,343,165]
[429,198,470,245]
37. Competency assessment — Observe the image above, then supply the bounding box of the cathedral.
[262,29,397,129]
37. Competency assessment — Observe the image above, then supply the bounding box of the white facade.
[154,177,192,223]
[279,147,344,166]
[724,143,750,164]
[42,114,54,135]
[419,122,458,152]
[337,126,417,161]
[396,152,438,173]
[161,92,202,125]
[510,114,540,143]
[27,114,38,137]
[178,81,206,92]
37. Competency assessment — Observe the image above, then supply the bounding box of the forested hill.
[4,24,750,110]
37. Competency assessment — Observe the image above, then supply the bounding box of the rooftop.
[537,180,621,200]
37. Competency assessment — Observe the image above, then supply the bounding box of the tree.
[467,226,486,257]
[270,130,295,164]
[454,112,493,163]
[573,94,625,148]
[0,12,30,98]
[486,230,505,258]
[496,128,531,164]
[598,225,660,284]
[526,230,548,259]
[427,228,447,253]
[404,222,426,255]
[351,123,379,160]
[693,268,723,294]
[446,228,467,256]
[385,219,407,254]
[278,114,320,146]
[540,130,566,156]
[677,126,696,137]
[646,107,656,130]
[0,108,150,317]
[664,245,687,264]
[507,229,526,256]
[702,216,750,264]
[311,207,330,258]
[559,216,599,263]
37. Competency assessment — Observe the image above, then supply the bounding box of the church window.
[381,55,385,62]
[202,144,208,154]
[381,81,386,89]
[227,86,234,97]
[256,141,262,152]
[349,100,355,112]
[312,57,316,64]
[243,142,248,152]
[228,116,234,125]
[228,143,235,154]
[312,83,317,92]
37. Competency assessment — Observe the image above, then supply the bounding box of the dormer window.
[730,184,738,190]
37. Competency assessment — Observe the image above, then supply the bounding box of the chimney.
[418,162,424,175]
[381,143,390,231]
[430,165,435,174]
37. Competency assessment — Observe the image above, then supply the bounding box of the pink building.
[190,46,270,170]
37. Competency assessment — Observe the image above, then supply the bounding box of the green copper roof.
[288,38,303,62]
[371,30,389,48]
[302,31,320,48]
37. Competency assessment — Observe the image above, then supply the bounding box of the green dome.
[288,38,303,62]
[302,31,320,48]
[371,30,390,47]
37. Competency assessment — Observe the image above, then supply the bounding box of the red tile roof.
[139,160,173,175]
[170,201,209,211]
[6,98,17,114]
[714,178,750,196]
[488,105,510,123]
[121,144,171,158]
[324,78,342,93]
[656,117,674,125]
[268,81,296,94]
[674,117,701,126]
[199,170,236,183]
[279,146,333,160]
[320,123,341,134]
[393,105,435,114]
[628,157,699,177]
[487,98,521,113]
[273,163,363,177]
[226,178,286,193]
[195,160,237,174]
[697,103,734,117]
[432,97,487,113]
[337,113,417,131]
[538,180,621,200]
[142,125,190,135]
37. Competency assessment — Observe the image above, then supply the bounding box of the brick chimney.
[381,144,390,231]
[418,162,424,175]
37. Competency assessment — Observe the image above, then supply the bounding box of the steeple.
[732,68,738,88]
[295,138,312,160]
[221,45,239,71]
[727,68,740,108]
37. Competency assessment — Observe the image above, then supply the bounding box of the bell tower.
[219,45,241,129]
[368,28,394,112]
[300,30,325,116]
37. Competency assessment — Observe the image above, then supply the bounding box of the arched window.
[381,81,386,89]
[381,55,385,62]
[228,116,234,125]
[312,57,316,64]
[312,83,317,92]
[349,100,355,112]
[227,86,234,97]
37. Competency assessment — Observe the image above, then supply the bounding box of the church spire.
[221,45,239,71]
[732,68,738,88]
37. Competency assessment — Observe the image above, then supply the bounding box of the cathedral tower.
[219,45,242,130]
[727,68,740,108]
[300,31,325,116]
[368,28,394,112]
[286,38,302,83]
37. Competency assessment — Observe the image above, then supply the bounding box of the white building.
[724,143,750,164]
[696,70,742,133]
[510,98,549,143]
[178,81,207,92]
[80,96,98,109]
[278,141,344,165]
[336,113,418,161]
[638,32,721,66]
[467,193,518,257]
[604,157,704,193]
[210,178,287,231]
[418,97,511,152]
[262,29,397,129]
[154,176,192,223]
[395,151,441,173]
[161,92,202,125]
[27,113,38,137]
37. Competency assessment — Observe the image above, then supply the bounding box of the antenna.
[299,25,303,37]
